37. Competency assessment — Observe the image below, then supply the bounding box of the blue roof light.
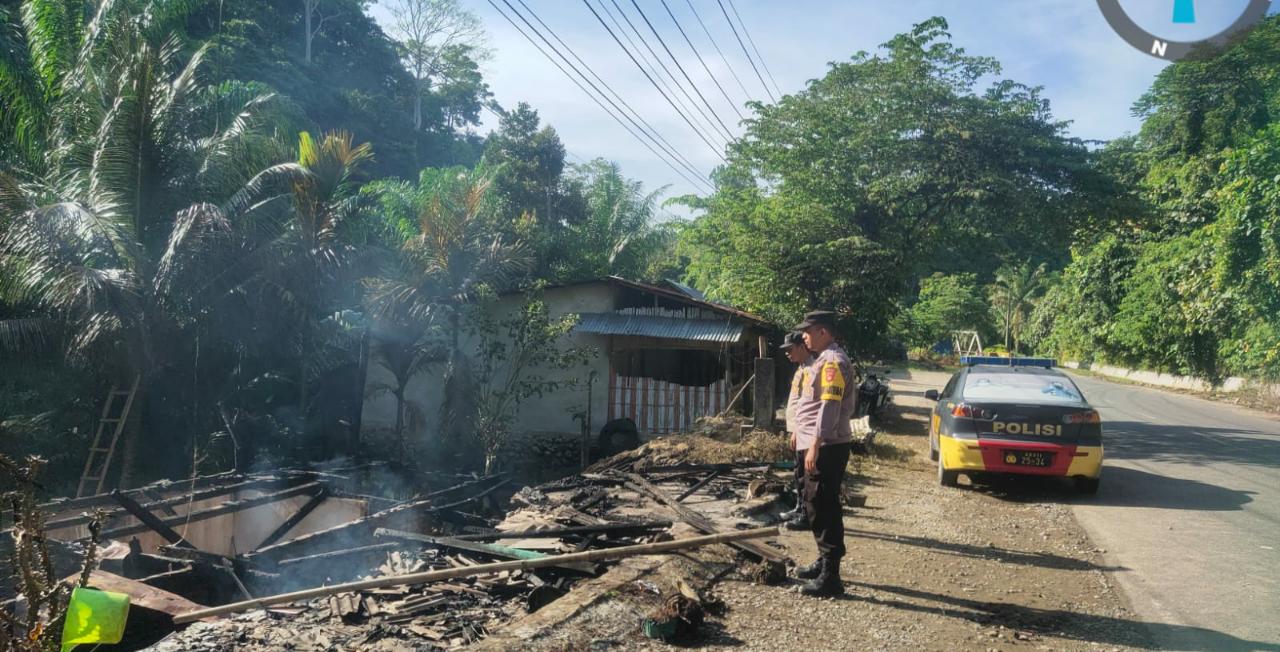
[961,356,1056,369]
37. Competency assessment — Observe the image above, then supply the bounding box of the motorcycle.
[855,367,893,421]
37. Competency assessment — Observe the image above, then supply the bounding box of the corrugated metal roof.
[573,313,746,343]
[660,279,707,301]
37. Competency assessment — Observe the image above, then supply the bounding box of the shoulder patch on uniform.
[819,360,845,401]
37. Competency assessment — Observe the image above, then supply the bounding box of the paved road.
[1067,373,1280,651]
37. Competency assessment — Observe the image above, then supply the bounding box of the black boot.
[783,513,809,530]
[799,557,844,597]
[793,558,823,580]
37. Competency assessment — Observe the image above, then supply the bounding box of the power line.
[499,0,715,190]
[511,0,707,183]
[658,0,743,121]
[602,0,732,145]
[627,0,736,139]
[714,0,774,103]
[595,0,724,150]
[682,0,753,104]
[581,0,728,161]
[725,0,782,97]
[485,0,714,192]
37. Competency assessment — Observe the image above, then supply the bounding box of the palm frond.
[154,202,233,298]
[0,317,55,354]
[222,162,310,216]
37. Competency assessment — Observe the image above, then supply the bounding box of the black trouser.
[801,442,851,560]
[792,447,805,509]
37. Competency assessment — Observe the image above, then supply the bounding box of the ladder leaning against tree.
[76,375,141,498]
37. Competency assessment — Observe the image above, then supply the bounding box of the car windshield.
[963,372,1083,403]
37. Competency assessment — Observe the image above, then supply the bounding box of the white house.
[359,277,775,466]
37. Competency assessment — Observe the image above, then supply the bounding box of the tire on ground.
[1074,476,1100,495]
[938,455,959,487]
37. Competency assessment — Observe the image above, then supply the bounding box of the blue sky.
[370,1,1272,215]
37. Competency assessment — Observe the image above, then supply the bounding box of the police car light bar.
[960,356,1056,369]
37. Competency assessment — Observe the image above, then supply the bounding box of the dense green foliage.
[677,18,1107,354]
[1029,16,1280,380]
[0,0,672,492]
[893,273,991,350]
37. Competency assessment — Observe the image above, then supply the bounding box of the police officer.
[779,331,812,530]
[790,310,856,597]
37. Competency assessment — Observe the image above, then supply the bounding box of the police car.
[925,357,1103,494]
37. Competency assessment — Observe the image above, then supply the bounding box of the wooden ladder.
[76,376,140,498]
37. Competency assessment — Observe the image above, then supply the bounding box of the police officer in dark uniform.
[779,331,812,530]
[790,310,857,597]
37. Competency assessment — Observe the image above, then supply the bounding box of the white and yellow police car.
[925,357,1103,494]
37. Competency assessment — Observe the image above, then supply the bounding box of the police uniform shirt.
[792,343,856,451]
[785,355,814,433]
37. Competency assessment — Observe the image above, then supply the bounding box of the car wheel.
[1075,477,1100,495]
[937,454,959,488]
[928,435,938,462]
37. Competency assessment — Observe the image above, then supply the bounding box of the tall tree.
[678,18,1105,344]
[384,0,487,131]
[301,0,338,64]
[483,102,567,223]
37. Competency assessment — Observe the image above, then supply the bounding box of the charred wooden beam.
[451,520,672,541]
[246,476,507,563]
[174,527,779,623]
[675,469,724,503]
[36,475,315,533]
[155,545,237,567]
[374,529,596,574]
[100,482,323,541]
[40,471,248,512]
[620,472,787,563]
[142,488,179,516]
[327,490,402,509]
[255,486,329,549]
[109,490,195,549]
[276,542,401,566]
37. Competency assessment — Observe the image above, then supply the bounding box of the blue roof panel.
[573,313,746,343]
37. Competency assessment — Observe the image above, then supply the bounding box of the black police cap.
[793,310,839,331]
[780,331,805,349]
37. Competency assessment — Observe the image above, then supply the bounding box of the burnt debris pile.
[4,448,798,650]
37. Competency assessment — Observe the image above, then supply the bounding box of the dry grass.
[637,430,792,468]
[590,417,792,471]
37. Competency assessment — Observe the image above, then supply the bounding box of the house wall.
[360,283,616,450]
[359,281,766,472]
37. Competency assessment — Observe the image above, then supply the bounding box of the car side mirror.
[924,389,939,401]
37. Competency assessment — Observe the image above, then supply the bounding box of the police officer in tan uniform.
[780,331,812,529]
[790,310,857,597]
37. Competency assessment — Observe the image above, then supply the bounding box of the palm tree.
[364,166,530,450]
[989,262,1047,354]
[367,167,530,354]
[364,315,444,454]
[0,0,279,485]
[264,130,374,418]
[556,160,667,281]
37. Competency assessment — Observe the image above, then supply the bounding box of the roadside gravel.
[522,368,1155,651]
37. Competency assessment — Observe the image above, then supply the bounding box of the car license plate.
[1004,450,1053,467]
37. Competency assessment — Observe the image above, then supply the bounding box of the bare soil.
[495,368,1155,651]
